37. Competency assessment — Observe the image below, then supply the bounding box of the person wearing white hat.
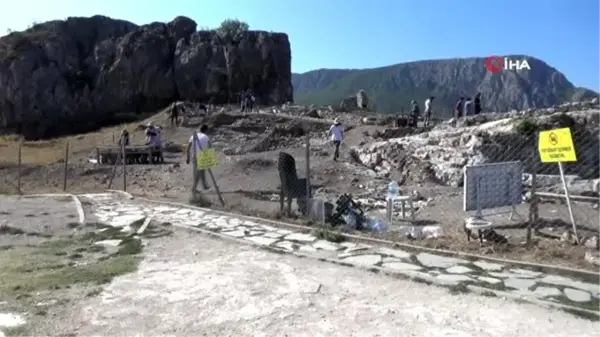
[328,118,344,161]
[145,121,157,145]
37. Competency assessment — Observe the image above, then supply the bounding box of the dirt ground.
[17,230,600,337]
[0,107,598,271]
[0,195,171,336]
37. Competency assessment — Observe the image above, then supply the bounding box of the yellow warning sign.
[538,127,577,163]
[195,148,218,169]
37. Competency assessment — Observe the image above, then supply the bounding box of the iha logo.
[485,56,531,73]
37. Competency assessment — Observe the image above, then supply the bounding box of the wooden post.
[62,142,69,191]
[107,149,122,189]
[121,141,127,191]
[207,169,225,206]
[527,172,538,246]
[17,141,22,195]
[305,128,311,215]
[558,162,579,244]
[191,136,197,199]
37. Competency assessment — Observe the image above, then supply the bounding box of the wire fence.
[279,112,600,249]
[1,107,598,252]
[0,141,97,195]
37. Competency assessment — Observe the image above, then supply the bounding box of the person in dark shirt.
[170,103,179,128]
[118,129,130,147]
[474,92,482,115]
[455,97,465,118]
[410,100,420,127]
[245,90,254,112]
[239,90,246,111]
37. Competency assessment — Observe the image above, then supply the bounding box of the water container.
[371,220,387,232]
[388,181,400,196]
[342,209,358,230]
[366,217,388,233]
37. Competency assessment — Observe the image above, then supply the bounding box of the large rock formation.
[0,16,293,139]
[339,90,370,111]
[351,99,600,187]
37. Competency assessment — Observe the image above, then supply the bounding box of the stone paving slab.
[81,193,600,314]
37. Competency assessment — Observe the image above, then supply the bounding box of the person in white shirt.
[328,118,344,161]
[424,96,434,127]
[464,97,474,117]
[186,124,211,191]
[153,125,163,147]
[148,125,164,163]
[145,121,156,145]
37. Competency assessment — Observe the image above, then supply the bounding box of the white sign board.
[463,161,523,212]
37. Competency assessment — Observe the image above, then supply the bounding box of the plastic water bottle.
[371,219,387,232]
[388,181,400,197]
[366,217,387,232]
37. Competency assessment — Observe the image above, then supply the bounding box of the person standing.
[245,89,254,112]
[328,118,344,161]
[454,97,465,119]
[145,121,157,145]
[186,124,211,191]
[152,125,164,163]
[170,103,179,128]
[424,96,434,127]
[474,92,482,115]
[410,100,420,127]
[239,90,246,111]
[464,97,474,117]
[118,129,130,147]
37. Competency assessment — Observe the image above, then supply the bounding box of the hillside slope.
[292,56,598,115]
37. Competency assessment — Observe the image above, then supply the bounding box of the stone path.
[81,192,599,314]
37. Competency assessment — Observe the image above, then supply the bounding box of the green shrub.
[516,118,539,135]
[215,19,249,44]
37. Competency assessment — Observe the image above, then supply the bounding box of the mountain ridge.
[292,55,598,115]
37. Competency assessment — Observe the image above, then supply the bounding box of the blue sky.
[1,0,599,90]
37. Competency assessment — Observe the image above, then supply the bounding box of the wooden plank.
[98,147,154,154]
[97,144,151,149]
[534,191,599,203]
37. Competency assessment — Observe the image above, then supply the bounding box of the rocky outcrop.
[351,100,600,187]
[357,89,368,109]
[339,90,370,111]
[0,15,293,139]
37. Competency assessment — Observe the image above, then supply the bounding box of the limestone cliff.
[0,16,293,139]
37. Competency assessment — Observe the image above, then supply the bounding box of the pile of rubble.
[350,99,600,188]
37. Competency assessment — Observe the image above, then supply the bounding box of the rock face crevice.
[0,15,293,139]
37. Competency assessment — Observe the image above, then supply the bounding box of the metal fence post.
[121,140,127,192]
[305,129,311,215]
[17,141,22,195]
[63,142,69,191]
[527,171,537,246]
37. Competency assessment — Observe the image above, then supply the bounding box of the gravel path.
[63,231,596,337]
[85,193,600,313]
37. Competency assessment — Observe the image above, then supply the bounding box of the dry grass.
[0,109,175,165]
